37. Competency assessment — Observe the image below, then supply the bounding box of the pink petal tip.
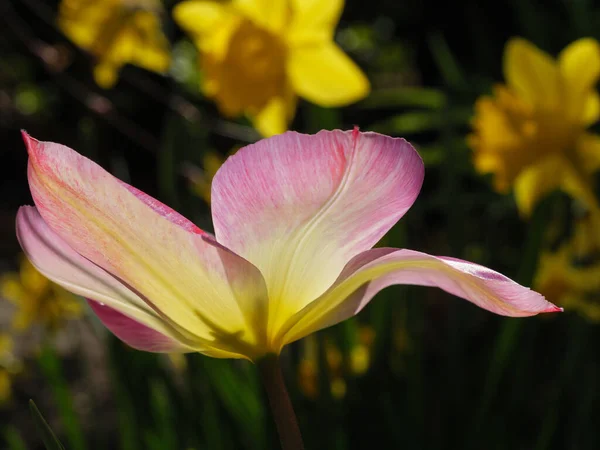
[21,130,39,154]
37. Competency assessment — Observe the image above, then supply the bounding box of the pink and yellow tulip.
[16,129,559,361]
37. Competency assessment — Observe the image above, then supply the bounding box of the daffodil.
[17,129,558,361]
[1,256,81,332]
[58,0,171,88]
[173,0,370,136]
[468,38,600,216]
[536,215,600,321]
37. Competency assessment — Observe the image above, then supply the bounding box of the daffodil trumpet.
[17,128,559,448]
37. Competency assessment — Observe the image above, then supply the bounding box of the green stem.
[257,355,305,450]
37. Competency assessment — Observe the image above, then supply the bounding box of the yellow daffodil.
[173,0,370,136]
[1,256,82,332]
[58,0,171,88]
[536,214,600,321]
[468,38,600,216]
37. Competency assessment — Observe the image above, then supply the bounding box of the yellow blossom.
[1,256,82,332]
[58,0,171,88]
[468,38,600,216]
[173,0,370,136]
[536,214,600,321]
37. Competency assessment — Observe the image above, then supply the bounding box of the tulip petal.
[287,42,370,107]
[279,248,560,346]
[504,38,560,109]
[24,133,268,358]
[16,206,196,353]
[88,300,191,353]
[212,130,423,334]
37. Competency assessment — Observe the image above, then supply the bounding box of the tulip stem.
[257,354,305,450]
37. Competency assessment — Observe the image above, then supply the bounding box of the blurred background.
[1,0,599,449]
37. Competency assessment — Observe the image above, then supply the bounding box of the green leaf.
[29,400,66,450]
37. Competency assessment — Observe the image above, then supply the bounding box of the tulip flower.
[17,129,558,449]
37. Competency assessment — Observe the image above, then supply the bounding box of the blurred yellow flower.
[0,335,22,406]
[468,38,600,216]
[1,256,82,332]
[174,0,370,136]
[58,0,171,88]
[536,214,600,321]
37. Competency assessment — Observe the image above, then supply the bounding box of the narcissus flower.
[58,0,171,88]
[17,129,559,361]
[1,256,81,331]
[468,38,600,216]
[173,0,370,136]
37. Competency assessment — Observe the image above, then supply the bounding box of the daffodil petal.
[23,133,268,357]
[559,38,600,90]
[558,38,600,123]
[211,130,423,333]
[513,155,565,216]
[16,206,196,353]
[288,0,343,44]
[582,92,600,126]
[504,38,560,108]
[251,88,297,137]
[287,42,370,107]
[279,248,560,346]
[173,1,239,57]
[513,154,597,216]
[232,0,288,33]
[577,132,600,174]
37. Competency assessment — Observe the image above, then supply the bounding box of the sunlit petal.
[211,129,423,335]
[16,206,197,352]
[279,248,560,347]
[23,133,268,358]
